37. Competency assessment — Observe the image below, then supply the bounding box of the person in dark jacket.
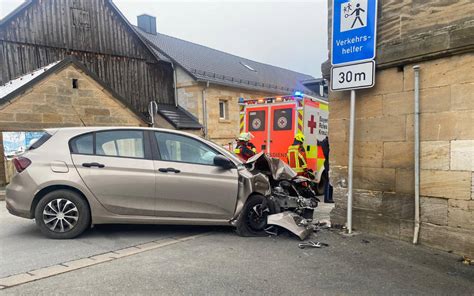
[319,136,334,203]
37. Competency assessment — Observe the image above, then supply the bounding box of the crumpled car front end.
[232,152,319,240]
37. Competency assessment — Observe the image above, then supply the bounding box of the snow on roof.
[0,61,60,100]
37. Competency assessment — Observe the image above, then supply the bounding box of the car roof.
[47,126,194,136]
[47,126,242,164]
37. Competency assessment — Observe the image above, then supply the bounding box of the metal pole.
[413,65,421,244]
[347,89,356,234]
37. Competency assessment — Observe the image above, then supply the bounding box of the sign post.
[330,0,378,234]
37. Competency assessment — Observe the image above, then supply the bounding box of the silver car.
[6,127,319,239]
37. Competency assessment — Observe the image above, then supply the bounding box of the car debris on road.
[298,241,329,249]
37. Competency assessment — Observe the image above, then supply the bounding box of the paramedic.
[234,132,257,161]
[287,132,308,176]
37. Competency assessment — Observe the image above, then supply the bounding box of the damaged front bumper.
[267,211,313,240]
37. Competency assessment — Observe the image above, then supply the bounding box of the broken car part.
[267,211,313,240]
[298,241,329,249]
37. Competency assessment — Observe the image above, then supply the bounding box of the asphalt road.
[0,201,211,278]
[1,229,473,295]
[1,201,473,295]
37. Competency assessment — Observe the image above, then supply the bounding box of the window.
[219,100,228,120]
[248,110,265,132]
[70,133,93,155]
[155,132,218,165]
[273,108,293,131]
[28,132,51,150]
[96,130,144,158]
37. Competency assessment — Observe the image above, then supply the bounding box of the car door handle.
[82,162,105,168]
[158,167,181,173]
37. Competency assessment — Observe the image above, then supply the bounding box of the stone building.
[323,0,474,256]
[135,15,321,145]
[0,57,147,183]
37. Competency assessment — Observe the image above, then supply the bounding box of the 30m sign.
[331,60,375,91]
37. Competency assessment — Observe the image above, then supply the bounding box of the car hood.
[245,152,297,181]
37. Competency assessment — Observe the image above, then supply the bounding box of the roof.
[0,57,149,124]
[157,104,202,130]
[135,27,318,96]
[0,61,60,100]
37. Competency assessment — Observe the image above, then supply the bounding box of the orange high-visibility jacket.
[287,144,307,173]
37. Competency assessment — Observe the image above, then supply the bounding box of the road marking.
[0,232,210,289]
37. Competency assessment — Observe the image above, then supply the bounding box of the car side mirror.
[214,155,234,169]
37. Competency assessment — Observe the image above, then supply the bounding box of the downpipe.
[202,81,210,139]
[148,100,158,127]
[413,65,421,244]
[171,62,178,107]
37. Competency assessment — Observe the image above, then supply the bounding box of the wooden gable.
[0,0,174,114]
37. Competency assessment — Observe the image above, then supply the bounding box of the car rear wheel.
[236,194,275,237]
[35,189,90,239]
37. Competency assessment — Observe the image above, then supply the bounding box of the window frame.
[68,129,153,160]
[151,131,228,167]
[218,100,228,120]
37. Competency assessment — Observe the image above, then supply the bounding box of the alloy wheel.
[42,198,79,233]
[247,203,270,231]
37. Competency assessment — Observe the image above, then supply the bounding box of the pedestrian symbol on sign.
[341,0,367,32]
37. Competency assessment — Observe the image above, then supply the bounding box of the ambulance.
[238,93,329,189]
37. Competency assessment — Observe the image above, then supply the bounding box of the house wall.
[0,63,147,185]
[325,0,474,256]
[175,73,278,146]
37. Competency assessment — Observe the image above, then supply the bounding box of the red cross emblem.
[278,117,287,128]
[308,115,317,134]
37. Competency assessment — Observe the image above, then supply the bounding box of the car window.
[96,130,144,159]
[155,132,218,165]
[28,132,51,150]
[70,133,93,155]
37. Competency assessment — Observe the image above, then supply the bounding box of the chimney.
[137,14,157,35]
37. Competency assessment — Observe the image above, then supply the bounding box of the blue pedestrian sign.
[331,0,378,65]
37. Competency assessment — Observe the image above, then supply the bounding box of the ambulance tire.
[235,194,276,237]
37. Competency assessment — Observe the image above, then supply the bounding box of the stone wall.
[329,52,474,256]
[0,64,146,131]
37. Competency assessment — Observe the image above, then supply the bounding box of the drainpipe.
[148,100,158,127]
[201,81,210,138]
[413,65,421,244]
[171,63,178,107]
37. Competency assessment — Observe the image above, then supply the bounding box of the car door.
[269,103,295,161]
[152,131,239,220]
[71,130,156,216]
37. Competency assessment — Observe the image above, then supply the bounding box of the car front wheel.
[35,189,90,239]
[235,194,275,237]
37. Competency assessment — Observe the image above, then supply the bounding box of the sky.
[0,0,328,78]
